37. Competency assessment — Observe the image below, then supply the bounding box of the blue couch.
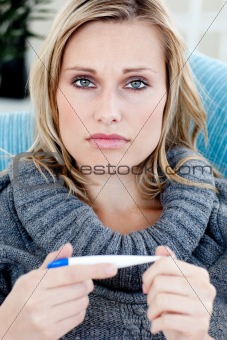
[0,53,227,177]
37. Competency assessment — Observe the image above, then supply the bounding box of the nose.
[94,88,121,125]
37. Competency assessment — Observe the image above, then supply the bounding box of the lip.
[86,133,130,149]
[87,133,129,141]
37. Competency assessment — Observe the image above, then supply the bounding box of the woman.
[0,0,226,339]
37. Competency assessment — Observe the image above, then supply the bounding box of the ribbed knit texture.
[0,147,226,339]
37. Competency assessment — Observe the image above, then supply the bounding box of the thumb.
[155,245,176,258]
[40,243,73,270]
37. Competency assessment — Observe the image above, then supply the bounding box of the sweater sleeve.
[0,175,15,305]
[206,178,227,339]
[0,172,42,306]
[0,265,10,306]
[208,251,227,339]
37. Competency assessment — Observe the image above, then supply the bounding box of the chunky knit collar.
[3,147,226,299]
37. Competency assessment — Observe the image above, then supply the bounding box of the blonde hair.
[15,0,223,202]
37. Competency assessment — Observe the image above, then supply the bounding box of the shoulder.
[165,146,227,194]
[2,157,63,191]
[160,146,225,217]
[165,146,217,186]
[0,172,10,192]
[0,169,20,249]
[163,146,227,238]
[166,146,211,170]
[0,158,65,222]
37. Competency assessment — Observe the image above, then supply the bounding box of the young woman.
[0,0,226,339]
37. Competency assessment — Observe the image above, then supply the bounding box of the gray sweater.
[0,147,226,340]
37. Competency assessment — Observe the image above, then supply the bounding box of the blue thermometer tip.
[47,258,69,269]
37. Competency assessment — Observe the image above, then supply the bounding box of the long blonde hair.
[16,0,223,202]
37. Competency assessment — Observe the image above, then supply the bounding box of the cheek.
[129,95,165,162]
[134,93,165,137]
[57,90,84,157]
[57,88,87,136]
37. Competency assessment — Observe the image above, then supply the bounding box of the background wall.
[28,0,227,67]
[166,0,227,62]
[1,0,227,111]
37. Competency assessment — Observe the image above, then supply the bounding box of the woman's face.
[57,21,167,173]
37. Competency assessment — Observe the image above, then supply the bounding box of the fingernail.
[165,246,176,257]
[106,265,118,275]
[165,246,172,253]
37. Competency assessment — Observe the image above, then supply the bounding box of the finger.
[143,257,210,293]
[46,280,94,306]
[151,312,210,337]
[40,243,73,270]
[53,310,86,339]
[43,263,118,288]
[147,293,211,321]
[147,275,215,305]
[155,245,176,258]
[51,295,90,323]
[143,248,176,294]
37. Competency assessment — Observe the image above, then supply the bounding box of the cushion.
[189,52,227,177]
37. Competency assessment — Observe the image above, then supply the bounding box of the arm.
[0,178,118,340]
[207,251,227,340]
[0,244,117,340]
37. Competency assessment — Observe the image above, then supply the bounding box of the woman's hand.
[142,246,216,340]
[0,243,118,340]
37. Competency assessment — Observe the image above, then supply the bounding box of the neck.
[84,172,160,216]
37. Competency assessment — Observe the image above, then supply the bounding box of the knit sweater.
[0,147,226,340]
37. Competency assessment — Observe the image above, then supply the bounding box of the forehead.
[61,21,165,69]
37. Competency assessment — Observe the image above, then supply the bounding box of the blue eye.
[72,77,148,91]
[73,78,95,88]
[127,80,147,90]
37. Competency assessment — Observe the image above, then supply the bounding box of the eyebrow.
[64,66,158,74]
